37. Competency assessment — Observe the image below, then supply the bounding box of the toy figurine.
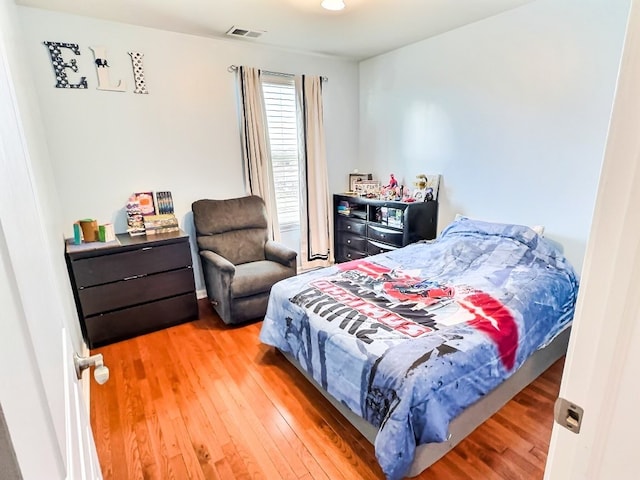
[412,174,430,202]
[387,173,398,189]
[414,174,428,190]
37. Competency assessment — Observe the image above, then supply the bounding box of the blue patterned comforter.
[260,218,578,479]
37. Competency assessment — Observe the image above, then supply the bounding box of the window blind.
[262,76,300,227]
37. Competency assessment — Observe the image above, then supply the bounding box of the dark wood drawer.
[339,232,367,252]
[337,245,367,263]
[336,217,366,236]
[85,292,198,348]
[367,239,398,256]
[71,241,192,288]
[78,267,195,316]
[367,224,404,247]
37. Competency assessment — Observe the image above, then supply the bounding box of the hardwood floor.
[90,299,564,479]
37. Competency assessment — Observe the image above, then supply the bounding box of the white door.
[0,14,101,480]
[544,1,640,478]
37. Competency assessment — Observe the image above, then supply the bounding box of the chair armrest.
[199,250,235,320]
[265,240,297,269]
[199,250,236,275]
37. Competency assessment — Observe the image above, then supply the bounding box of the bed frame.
[282,326,570,477]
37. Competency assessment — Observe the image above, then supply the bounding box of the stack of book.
[126,198,146,236]
[144,214,179,235]
[337,200,351,216]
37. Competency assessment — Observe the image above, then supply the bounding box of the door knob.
[73,352,110,385]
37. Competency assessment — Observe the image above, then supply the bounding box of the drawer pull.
[346,225,351,229]
[123,275,139,281]
[347,239,351,244]
[142,247,153,251]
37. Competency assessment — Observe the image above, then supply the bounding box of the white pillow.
[531,225,545,236]
[454,214,545,237]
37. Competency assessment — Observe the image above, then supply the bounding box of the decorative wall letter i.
[43,41,87,89]
[128,52,148,94]
[89,46,126,92]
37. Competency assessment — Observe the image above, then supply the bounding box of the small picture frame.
[425,174,440,201]
[155,191,175,214]
[349,173,373,192]
[354,180,381,197]
[132,192,156,215]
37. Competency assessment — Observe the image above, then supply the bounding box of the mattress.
[260,218,579,479]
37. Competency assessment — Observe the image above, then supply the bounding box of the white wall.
[359,0,630,273]
[17,0,630,284]
[17,6,360,291]
[1,1,85,350]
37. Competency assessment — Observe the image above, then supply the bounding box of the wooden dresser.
[333,194,438,263]
[65,230,198,348]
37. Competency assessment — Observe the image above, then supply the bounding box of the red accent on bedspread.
[461,292,519,370]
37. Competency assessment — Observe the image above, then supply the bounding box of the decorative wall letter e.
[89,46,126,92]
[43,41,87,89]
[128,52,148,94]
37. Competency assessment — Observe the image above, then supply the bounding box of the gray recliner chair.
[192,195,297,325]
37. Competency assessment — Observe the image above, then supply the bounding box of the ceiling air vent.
[226,26,265,39]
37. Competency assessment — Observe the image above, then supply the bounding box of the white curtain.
[296,75,332,269]
[237,66,281,240]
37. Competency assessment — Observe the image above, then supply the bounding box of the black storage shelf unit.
[333,194,438,263]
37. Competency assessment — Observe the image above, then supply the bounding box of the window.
[262,75,300,228]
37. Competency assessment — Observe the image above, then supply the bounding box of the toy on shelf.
[380,173,403,200]
[402,187,415,202]
[386,173,398,188]
[412,174,434,202]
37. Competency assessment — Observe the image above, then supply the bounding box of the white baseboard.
[196,289,207,299]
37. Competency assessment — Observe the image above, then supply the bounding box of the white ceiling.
[15,0,534,60]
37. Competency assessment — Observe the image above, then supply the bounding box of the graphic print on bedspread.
[290,259,518,370]
[365,339,461,429]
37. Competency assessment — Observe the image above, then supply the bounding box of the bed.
[259,217,579,479]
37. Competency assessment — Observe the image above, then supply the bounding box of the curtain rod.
[227,64,328,82]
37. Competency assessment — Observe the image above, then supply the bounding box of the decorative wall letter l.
[89,46,126,92]
[128,52,149,94]
[43,41,88,89]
